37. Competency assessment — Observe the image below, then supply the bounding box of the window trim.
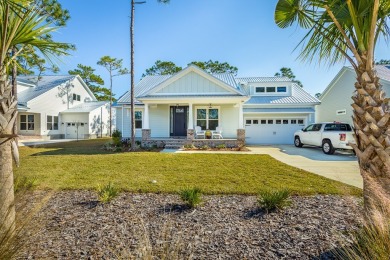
[47,115,59,131]
[135,110,143,129]
[20,114,35,131]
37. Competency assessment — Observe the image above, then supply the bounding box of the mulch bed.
[18,191,361,259]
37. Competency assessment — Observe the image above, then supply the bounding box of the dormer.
[250,82,293,96]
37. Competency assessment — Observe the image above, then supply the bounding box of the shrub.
[257,188,291,213]
[216,144,226,149]
[200,145,209,150]
[96,182,119,203]
[183,144,195,149]
[179,187,202,208]
[112,129,122,146]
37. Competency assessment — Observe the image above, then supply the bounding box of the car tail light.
[340,133,346,141]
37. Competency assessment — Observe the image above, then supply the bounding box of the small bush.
[200,145,209,150]
[257,188,291,212]
[112,129,122,146]
[96,182,119,203]
[183,144,195,149]
[216,144,226,149]
[179,187,202,208]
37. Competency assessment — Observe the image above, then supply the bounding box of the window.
[253,120,259,124]
[47,116,59,130]
[135,111,142,129]
[255,87,265,93]
[266,87,276,92]
[246,119,252,125]
[73,93,81,101]
[283,119,288,124]
[268,120,273,124]
[20,114,34,130]
[276,119,281,124]
[298,119,304,124]
[277,86,287,92]
[196,108,219,130]
[291,119,297,124]
[304,124,322,132]
[261,120,266,124]
[324,124,352,131]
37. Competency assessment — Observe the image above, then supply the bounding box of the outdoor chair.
[195,126,205,139]
[212,127,223,139]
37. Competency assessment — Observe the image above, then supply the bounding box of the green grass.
[14,139,361,196]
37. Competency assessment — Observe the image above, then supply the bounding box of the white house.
[17,75,111,140]
[114,65,319,145]
[316,65,390,125]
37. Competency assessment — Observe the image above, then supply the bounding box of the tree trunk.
[0,77,16,239]
[351,63,390,220]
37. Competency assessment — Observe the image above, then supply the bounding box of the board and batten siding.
[119,107,144,138]
[149,104,170,137]
[88,105,110,137]
[155,72,231,94]
[217,104,239,138]
[317,69,390,124]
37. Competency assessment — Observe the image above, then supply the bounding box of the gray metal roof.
[245,84,320,105]
[244,107,315,113]
[17,75,76,103]
[117,72,244,104]
[61,101,109,113]
[236,76,291,83]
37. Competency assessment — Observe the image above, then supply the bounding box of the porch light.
[209,103,212,108]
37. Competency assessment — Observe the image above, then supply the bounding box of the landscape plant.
[96,182,119,203]
[257,188,291,213]
[179,187,203,208]
[111,129,122,147]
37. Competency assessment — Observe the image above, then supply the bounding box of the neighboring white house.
[17,75,111,140]
[316,65,390,125]
[114,65,319,145]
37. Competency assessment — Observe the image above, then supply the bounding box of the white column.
[238,103,244,128]
[121,106,124,134]
[188,103,193,129]
[144,103,149,129]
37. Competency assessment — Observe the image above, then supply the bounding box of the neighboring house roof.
[320,65,390,100]
[17,75,96,103]
[245,83,320,105]
[236,76,291,83]
[61,101,109,113]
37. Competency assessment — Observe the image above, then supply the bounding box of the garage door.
[245,118,305,144]
[66,122,86,139]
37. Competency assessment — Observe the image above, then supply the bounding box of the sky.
[54,0,389,98]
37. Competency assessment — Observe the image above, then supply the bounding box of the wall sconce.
[176,104,179,107]
[209,103,212,108]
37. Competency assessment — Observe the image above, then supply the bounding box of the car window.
[312,124,322,131]
[340,124,352,131]
[324,123,352,131]
[304,124,315,131]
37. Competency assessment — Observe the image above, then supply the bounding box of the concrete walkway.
[19,139,78,146]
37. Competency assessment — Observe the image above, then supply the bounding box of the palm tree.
[274,0,390,219]
[0,1,69,237]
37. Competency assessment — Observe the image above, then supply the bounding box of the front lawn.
[15,139,361,195]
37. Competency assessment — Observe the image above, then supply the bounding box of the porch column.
[238,103,244,128]
[144,103,149,129]
[188,103,193,129]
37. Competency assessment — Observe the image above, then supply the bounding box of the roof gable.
[140,65,244,97]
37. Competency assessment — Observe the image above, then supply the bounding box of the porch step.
[164,139,187,149]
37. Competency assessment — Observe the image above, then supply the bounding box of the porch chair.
[212,127,223,139]
[195,126,205,139]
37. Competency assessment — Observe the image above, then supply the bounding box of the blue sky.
[55,0,388,98]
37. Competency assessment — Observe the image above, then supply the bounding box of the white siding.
[88,104,110,137]
[155,72,231,94]
[60,113,89,138]
[219,104,240,138]
[150,105,169,137]
[120,107,144,138]
[317,69,390,124]
[18,112,41,136]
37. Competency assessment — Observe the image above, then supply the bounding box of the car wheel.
[294,136,303,147]
[322,140,335,155]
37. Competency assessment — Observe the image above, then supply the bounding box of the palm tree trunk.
[0,76,16,238]
[351,62,390,219]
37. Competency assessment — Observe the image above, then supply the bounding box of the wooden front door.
[171,106,188,137]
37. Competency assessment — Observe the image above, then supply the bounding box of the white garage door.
[245,118,305,144]
[66,122,86,139]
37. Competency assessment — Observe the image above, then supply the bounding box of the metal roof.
[375,65,390,82]
[245,83,320,105]
[61,101,109,113]
[244,107,315,113]
[236,76,291,83]
[17,75,76,103]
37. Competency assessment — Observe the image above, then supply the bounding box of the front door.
[171,106,188,137]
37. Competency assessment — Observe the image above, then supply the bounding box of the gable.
[154,71,233,95]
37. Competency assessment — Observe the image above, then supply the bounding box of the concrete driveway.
[248,145,362,188]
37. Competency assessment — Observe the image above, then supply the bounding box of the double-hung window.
[47,116,59,130]
[20,115,34,130]
[196,108,219,130]
[135,111,142,129]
